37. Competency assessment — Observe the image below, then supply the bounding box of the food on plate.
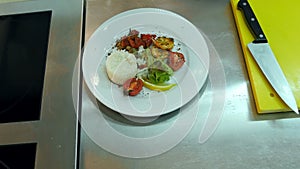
[143,68,171,84]
[123,78,143,96]
[106,29,186,96]
[105,50,137,85]
[167,51,185,71]
[141,78,176,92]
[152,36,174,50]
[141,34,156,47]
[150,46,169,59]
[116,30,156,53]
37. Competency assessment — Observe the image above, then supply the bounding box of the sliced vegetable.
[141,78,176,92]
[153,36,174,50]
[123,78,143,96]
[167,52,185,71]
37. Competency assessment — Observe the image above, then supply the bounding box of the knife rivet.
[242,2,247,6]
[251,17,255,21]
[259,34,264,38]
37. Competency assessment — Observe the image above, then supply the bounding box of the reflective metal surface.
[0,0,84,168]
[2,0,299,168]
[79,0,300,169]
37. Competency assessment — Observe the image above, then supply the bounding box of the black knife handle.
[237,0,267,43]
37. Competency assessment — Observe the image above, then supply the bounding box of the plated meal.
[106,29,186,96]
[82,8,209,117]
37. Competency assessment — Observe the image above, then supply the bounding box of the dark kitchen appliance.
[0,0,84,168]
[0,11,51,123]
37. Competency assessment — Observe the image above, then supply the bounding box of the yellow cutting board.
[230,0,300,113]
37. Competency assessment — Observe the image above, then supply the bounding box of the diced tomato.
[117,31,157,50]
[167,52,185,71]
[123,78,143,96]
[127,37,136,48]
[141,34,156,47]
[134,37,145,48]
[120,39,129,48]
[127,36,145,49]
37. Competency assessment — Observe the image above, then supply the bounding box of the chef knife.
[237,0,298,114]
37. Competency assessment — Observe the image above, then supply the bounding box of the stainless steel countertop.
[79,0,300,168]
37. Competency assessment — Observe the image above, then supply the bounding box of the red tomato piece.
[127,37,136,48]
[167,52,185,71]
[120,39,129,48]
[123,78,143,96]
[127,37,145,49]
[141,34,156,47]
[134,37,145,48]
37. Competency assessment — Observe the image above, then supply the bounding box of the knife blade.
[238,0,298,114]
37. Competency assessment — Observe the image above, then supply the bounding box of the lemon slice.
[141,79,176,91]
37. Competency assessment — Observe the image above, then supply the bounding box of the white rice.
[106,50,138,85]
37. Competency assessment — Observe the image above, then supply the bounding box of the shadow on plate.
[96,99,180,126]
[95,77,208,126]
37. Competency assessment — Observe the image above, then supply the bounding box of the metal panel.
[0,0,84,168]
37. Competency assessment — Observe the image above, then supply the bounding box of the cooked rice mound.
[106,50,137,85]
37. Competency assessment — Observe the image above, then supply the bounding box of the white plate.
[82,8,209,117]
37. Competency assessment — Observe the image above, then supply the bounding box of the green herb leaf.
[146,68,171,84]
